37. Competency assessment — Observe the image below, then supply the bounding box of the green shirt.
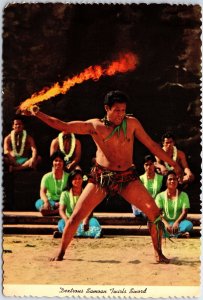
[41,171,69,201]
[59,190,79,217]
[140,173,163,198]
[155,191,190,222]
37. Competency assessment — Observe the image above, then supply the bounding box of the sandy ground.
[3,234,201,289]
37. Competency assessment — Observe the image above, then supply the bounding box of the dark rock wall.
[2,4,201,211]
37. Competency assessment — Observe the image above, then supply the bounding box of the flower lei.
[142,173,159,198]
[11,130,27,157]
[58,133,76,162]
[53,172,65,198]
[164,146,177,170]
[102,116,127,142]
[164,189,178,220]
[69,188,81,210]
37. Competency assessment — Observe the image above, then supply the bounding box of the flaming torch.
[18,52,138,112]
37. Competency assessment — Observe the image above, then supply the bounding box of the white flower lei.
[164,189,178,220]
[58,132,76,162]
[53,172,65,198]
[69,188,81,209]
[143,173,159,198]
[11,130,27,157]
[164,146,177,170]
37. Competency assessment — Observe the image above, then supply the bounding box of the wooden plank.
[3,224,201,237]
[3,211,201,226]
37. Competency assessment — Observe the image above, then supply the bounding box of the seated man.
[155,132,194,186]
[4,116,41,172]
[132,154,164,218]
[50,132,81,172]
[35,151,69,216]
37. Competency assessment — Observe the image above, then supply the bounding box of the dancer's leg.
[50,183,106,261]
[120,180,170,263]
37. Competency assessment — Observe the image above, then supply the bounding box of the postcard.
[2,1,202,298]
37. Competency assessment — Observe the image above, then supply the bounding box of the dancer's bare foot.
[155,253,170,264]
[50,250,65,261]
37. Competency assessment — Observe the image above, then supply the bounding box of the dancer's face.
[166,173,178,189]
[12,120,24,133]
[72,174,83,188]
[105,102,126,126]
[163,138,174,152]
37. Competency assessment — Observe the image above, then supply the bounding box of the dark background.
[2,3,201,212]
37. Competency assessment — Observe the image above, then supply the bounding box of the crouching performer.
[22,90,182,263]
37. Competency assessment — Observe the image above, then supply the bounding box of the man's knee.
[140,198,161,221]
[147,208,162,223]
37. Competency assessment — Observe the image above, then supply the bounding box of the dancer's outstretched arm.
[22,107,94,135]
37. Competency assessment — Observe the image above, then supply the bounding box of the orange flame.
[19,52,138,111]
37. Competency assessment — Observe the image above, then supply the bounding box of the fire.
[18,52,138,111]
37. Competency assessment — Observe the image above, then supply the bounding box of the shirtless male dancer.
[23,90,182,263]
